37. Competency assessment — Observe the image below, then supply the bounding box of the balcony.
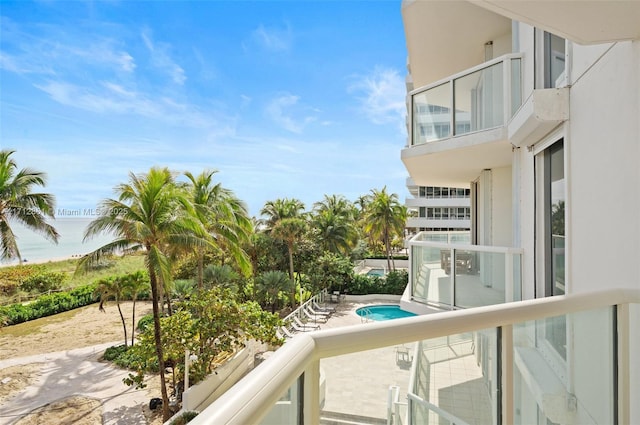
[409,232,522,309]
[405,197,469,208]
[189,288,639,425]
[401,54,522,187]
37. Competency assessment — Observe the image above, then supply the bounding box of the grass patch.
[0,255,146,305]
[44,255,146,287]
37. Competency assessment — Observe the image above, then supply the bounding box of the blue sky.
[0,0,409,218]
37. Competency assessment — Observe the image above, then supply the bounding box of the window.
[419,187,426,197]
[536,139,567,362]
[543,32,566,88]
[419,207,426,218]
[426,187,434,198]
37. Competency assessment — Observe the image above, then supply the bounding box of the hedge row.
[0,284,98,326]
[345,270,408,296]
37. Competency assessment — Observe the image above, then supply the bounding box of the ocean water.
[4,218,116,265]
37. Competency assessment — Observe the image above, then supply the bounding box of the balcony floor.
[416,339,493,424]
[312,300,412,423]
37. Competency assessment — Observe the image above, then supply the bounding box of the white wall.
[491,166,513,247]
[567,40,640,294]
[493,32,512,58]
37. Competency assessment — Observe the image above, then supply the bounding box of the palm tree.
[123,270,149,346]
[78,167,208,422]
[363,187,407,271]
[261,198,307,307]
[173,279,195,302]
[256,270,292,313]
[260,198,305,229]
[0,150,59,261]
[203,263,240,291]
[313,194,355,218]
[185,170,253,289]
[95,276,128,347]
[312,195,357,255]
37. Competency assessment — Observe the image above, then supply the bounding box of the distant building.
[405,179,470,235]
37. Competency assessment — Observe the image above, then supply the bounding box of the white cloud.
[141,29,186,85]
[252,23,292,52]
[348,67,406,131]
[33,79,228,129]
[265,93,317,133]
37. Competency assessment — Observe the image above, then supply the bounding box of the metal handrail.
[189,288,639,425]
[408,53,523,98]
[409,232,523,255]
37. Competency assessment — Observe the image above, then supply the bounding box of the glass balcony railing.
[189,289,639,425]
[413,230,470,244]
[409,232,522,309]
[410,54,523,146]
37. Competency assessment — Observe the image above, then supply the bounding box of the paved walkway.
[0,343,151,425]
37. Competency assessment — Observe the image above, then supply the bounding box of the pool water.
[356,305,417,321]
[366,268,385,277]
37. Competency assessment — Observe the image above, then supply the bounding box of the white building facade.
[401,1,640,424]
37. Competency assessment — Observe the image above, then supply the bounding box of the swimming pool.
[366,268,385,277]
[356,305,417,321]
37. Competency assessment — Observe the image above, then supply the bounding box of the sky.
[0,0,409,218]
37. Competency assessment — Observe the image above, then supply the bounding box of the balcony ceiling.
[475,0,640,44]
[401,0,512,87]
[401,129,512,187]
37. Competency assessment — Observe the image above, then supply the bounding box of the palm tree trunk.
[149,268,170,422]
[384,228,392,272]
[197,248,204,290]
[287,242,296,307]
[131,296,137,347]
[116,301,128,347]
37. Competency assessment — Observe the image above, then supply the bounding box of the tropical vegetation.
[2,153,412,422]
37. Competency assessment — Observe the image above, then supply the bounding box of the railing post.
[505,253,514,303]
[503,56,510,126]
[501,325,514,425]
[617,304,630,425]
[450,76,456,137]
[450,248,456,309]
[303,359,320,425]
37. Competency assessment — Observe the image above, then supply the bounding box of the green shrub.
[344,270,408,296]
[21,271,67,293]
[385,270,409,294]
[137,314,154,331]
[0,283,99,325]
[104,344,129,361]
[170,411,199,425]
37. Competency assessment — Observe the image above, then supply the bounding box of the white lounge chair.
[302,306,328,323]
[307,304,331,317]
[291,316,320,331]
[280,326,296,338]
[313,301,336,313]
